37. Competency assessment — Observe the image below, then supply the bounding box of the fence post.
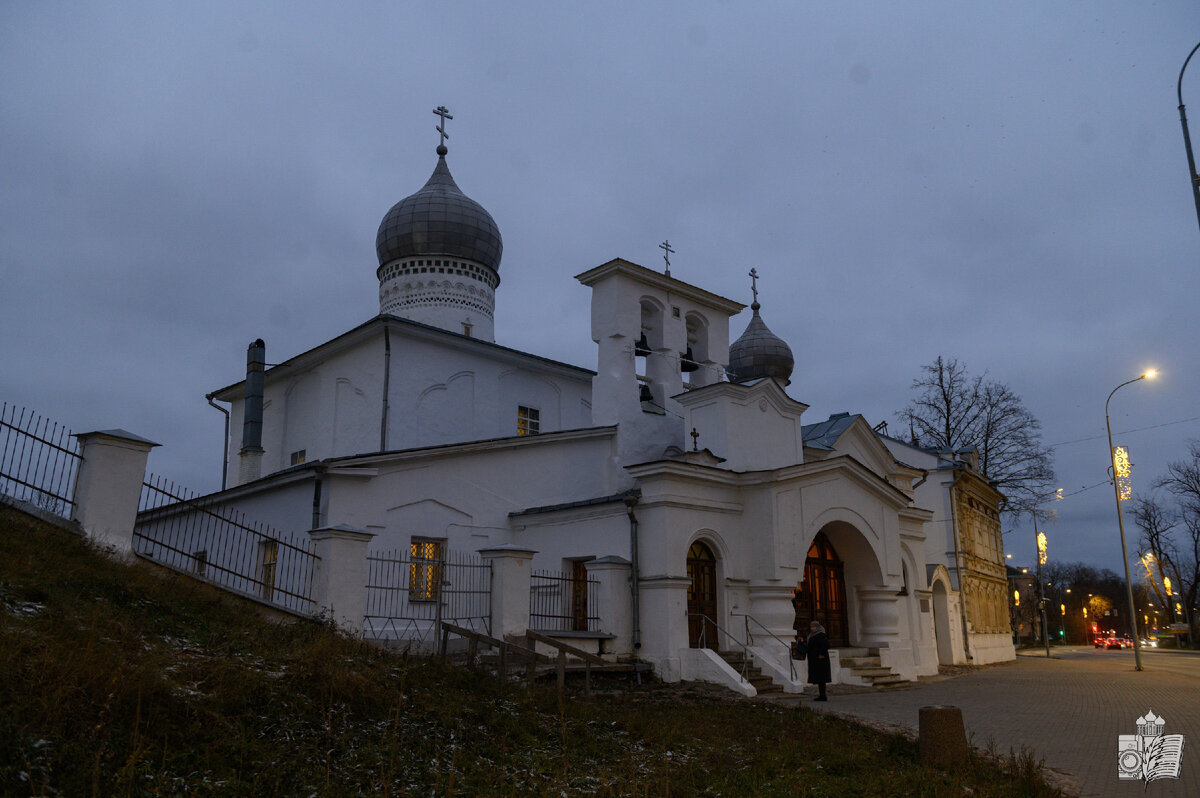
[71,429,158,554]
[308,525,374,634]
[586,556,632,655]
[478,544,537,640]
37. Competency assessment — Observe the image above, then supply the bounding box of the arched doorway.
[931,579,953,665]
[794,532,850,646]
[687,541,718,649]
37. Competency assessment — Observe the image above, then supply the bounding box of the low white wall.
[678,648,755,697]
[968,632,1016,664]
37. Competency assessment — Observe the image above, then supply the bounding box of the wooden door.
[687,542,718,649]
[793,532,849,647]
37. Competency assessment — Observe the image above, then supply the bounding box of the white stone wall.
[221,322,594,485]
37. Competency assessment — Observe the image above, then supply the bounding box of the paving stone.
[805,647,1200,797]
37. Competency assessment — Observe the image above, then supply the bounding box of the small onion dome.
[375,151,503,274]
[727,301,794,383]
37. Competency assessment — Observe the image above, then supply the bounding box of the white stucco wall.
[219,320,594,485]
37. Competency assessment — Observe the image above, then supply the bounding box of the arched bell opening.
[683,311,712,387]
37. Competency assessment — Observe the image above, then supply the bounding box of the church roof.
[375,152,503,274]
[727,304,794,384]
[801,412,862,450]
[209,314,593,400]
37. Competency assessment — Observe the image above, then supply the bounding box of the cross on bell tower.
[433,105,453,155]
[659,240,675,277]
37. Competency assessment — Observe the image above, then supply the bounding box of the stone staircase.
[836,647,907,689]
[718,650,784,697]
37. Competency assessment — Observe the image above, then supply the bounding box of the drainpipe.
[625,493,642,650]
[205,393,230,491]
[311,466,324,529]
[380,325,391,451]
[947,466,973,660]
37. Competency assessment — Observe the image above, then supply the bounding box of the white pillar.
[586,556,632,655]
[637,575,691,682]
[857,586,902,645]
[308,525,374,634]
[72,429,158,554]
[478,544,537,640]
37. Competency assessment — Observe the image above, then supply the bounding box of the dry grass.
[0,504,1067,796]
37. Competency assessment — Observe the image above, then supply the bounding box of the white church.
[199,113,1013,691]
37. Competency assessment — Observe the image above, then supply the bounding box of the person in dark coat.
[806,620,831,701]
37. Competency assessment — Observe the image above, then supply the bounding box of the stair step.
[867,674,907,685]
[841,657,881,668]
[851,667,894,677]
[833,647,870,658]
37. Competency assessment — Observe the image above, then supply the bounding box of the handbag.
[791,640,807,660]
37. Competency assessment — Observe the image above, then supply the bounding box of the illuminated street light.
[1105,369,1157,671]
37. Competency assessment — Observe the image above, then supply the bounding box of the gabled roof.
[211,313,594,400]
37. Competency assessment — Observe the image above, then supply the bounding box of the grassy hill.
[0,503,1063,797]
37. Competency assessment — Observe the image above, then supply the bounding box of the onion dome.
[727,298,794,384]
[375,149,503,275]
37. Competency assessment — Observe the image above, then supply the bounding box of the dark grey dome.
[727,303,794,383]
[376,154,503,274]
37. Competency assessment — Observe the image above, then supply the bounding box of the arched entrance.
[794,532,850,646]
[687,541,718,649]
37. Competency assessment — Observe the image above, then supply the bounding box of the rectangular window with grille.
[409,538,443,602]
[517,406,540,436]
[193,549,208,577]
[259,540,278,600]
[290,449,306,466]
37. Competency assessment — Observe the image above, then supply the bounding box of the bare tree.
[1153,442,1200,640]
[898,356,1056,517]
[1131,494,1179,614]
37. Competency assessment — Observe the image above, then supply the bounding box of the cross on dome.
[433,105,453,154]
[748,267,760,308]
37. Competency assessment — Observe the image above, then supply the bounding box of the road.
[801,645,1200,798]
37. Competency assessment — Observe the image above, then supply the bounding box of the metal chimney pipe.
[240,338,266,453]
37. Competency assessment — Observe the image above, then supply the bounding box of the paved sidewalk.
[797,650,1200,797]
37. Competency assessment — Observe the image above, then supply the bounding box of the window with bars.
[409,538,443,602]
[517,406,540,436]
[193,549,208,577]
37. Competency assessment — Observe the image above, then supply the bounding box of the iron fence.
[0,403,81,519]
[133,473,319,614]
[363,546,491,651]
[529,567,600,633]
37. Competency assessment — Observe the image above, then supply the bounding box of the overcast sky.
[3,2,1198,575]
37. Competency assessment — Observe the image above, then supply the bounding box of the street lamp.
[1178,41,1200,237]
[1106,369,1157,671]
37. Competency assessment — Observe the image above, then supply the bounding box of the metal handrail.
[686,612,752,683]
[731,612,797,682]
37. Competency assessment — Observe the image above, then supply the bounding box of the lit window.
[259,540,278,600]
[409,538,443,602]
[290,449,306,466]
[517,406,540,436]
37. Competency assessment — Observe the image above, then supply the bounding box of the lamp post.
[1179,41,1200,237]
[1106,369,1157,671]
